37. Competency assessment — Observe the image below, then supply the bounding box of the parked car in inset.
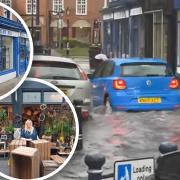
[89,58,180,111]
[29,55,91,119]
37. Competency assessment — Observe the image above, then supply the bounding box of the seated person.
[21,119,39,140]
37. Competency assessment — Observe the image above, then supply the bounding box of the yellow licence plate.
[138,98,161,104]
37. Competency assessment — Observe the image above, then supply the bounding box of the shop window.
[119,19,129,58]
[130,16,144,57]
[76,0,87,15]
[0,0,11,6]
[177,11,180,71]
[20,48,25,62]
[26,0,37,15]
[44,92,63,103]
[153,11,167,60]
[0,0,11,19]
[0,35,13,72]
[23,92,41,104]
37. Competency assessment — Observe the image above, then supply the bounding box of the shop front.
[0,16,29,83]
[0,80,76,179]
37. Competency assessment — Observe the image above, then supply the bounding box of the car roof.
[111,58,167,65]
[33,55,77,64]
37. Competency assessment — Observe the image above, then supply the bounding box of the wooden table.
[9,139,26,152]
[10,146,40,179]
[41,160,59,177]
[29,139,50,162]
[50,155,65,165]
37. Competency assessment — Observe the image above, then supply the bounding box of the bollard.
[159,142,178,154]
[84,153,105,180]
[75,105,83,150]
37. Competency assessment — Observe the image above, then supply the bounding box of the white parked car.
[29,55,91,120]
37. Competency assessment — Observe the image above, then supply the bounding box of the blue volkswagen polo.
[91,58,180,111]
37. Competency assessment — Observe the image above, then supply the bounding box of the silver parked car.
[29,55,91,119]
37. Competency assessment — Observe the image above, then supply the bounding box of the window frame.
[0,0,11,6]
[0,0,12,19]
[76,0,88,16]
[101,61,115,77]
[26,0,37,15]
[53,0,64,14]
[120,62,169,77]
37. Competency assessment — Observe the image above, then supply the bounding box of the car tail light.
[81,110,89,120]
[113,79,126,90]
[169,79,179,89]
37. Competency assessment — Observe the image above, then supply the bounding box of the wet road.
[51,108,180,180]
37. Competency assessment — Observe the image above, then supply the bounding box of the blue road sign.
[118,164,131,180]
[114,158,154,180]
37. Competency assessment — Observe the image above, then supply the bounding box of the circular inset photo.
[0,78,79,180]
[0,3,33,100]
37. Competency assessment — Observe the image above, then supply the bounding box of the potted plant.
[0,108,8,130]
[4,123,14,142]
[51,121,61,143]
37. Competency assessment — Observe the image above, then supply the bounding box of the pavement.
[0,76,23,98]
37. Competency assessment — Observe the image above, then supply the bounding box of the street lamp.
[66,7,71,56]
[48,10,64,48]
[56,10,64,48]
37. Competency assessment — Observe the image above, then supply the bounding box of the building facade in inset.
[0,15,29,83]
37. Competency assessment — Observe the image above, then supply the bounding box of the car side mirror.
[87,74,94,80]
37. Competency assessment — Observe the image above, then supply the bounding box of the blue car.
[91,58,180,111]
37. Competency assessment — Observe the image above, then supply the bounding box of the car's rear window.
[29,61,82,80]
[120,63,171,77]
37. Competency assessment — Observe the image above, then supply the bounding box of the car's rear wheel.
[104,96,112,114]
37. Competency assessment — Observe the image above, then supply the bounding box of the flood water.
[52,108,180,180]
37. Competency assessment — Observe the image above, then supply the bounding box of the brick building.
[1,0,105,48]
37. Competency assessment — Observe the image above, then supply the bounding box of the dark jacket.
[21,128,38,140]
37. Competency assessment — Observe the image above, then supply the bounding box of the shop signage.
[130,7,143,16]
[0,28,19,37]
[20,32,28,38]
[114,10,129,20]
[103,13,114,20]
[114,157,154,180]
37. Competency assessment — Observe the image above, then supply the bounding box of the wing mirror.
[87,74,94,80]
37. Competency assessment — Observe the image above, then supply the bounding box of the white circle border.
[0,78,80,180]
[0,2,34,101]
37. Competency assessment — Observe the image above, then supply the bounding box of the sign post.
[114,158,154,180]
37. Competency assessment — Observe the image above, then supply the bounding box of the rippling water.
[53,108,180,180]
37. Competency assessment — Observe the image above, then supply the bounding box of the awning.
[50,19,67,28]
[72,20,91,28]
